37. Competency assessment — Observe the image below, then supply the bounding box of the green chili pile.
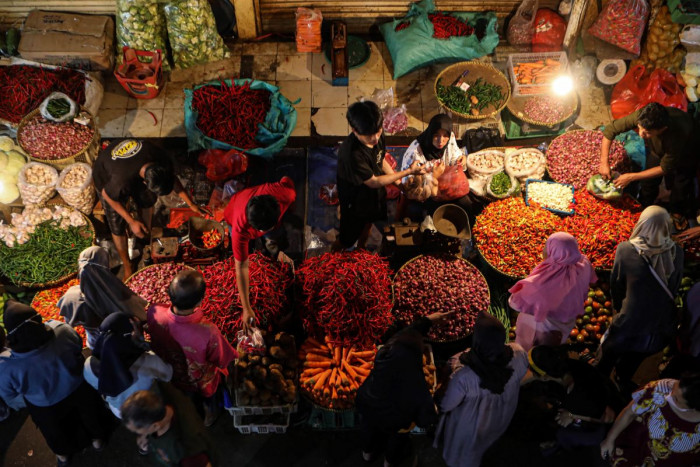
[436,77,505,116]
[489,172,512,195]
[0,222,92,285]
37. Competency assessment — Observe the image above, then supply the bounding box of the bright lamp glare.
[552,75,573,96]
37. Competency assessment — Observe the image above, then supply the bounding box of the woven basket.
[545,129,609,186]
[17,107,100,171]
[505,93,578,127]
[434,61,511,120]
[393,254,491,343]
[125,263,195,286]
[475,247,526,282]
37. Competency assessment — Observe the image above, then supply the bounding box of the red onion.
[19,114,95,160]
[127,263,190,306]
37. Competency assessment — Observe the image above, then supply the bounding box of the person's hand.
[190,204,212,217]
[600,437,615,461]
[136,434,149,452]
[555,409,574,427]
[129,317,144,343]
[456,155,467,171]
[241,307,255,333]
[599,162,612,180]
[675,226,700,243]
[614,173,636,189]
[129,219,149,238]
[602,406,616,424]
[409,160,427,175]
[277,251,294,267]
[426,310,455,325]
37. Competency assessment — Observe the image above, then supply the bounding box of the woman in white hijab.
[58,246,147,348]
[597,206,684,395]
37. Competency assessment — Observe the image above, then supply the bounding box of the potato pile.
[235,332,298,407]
[632,6,684,73]
[18,162,58,205]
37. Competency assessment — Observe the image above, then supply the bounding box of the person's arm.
[600,114,637,179]
[600,401,635,460]
[234,258,255,332]
[363,160,425,189]
[613,166,664,189]
[173,179,206,215]
[439,372,467,412]
[676,225,700,242]
[382,158,403,186]
[101,188,148,238]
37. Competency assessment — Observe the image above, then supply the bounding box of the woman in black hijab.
[0,301,114,466]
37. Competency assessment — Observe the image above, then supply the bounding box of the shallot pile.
[296,250,394,349]
[19,114,95,160]
[523,96,568,124]
[127,263,190,306]
[394,255,490,341]
[546,130,630,190]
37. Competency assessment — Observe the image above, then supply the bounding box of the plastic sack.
[362,87,394,110]
[611,64,688,119]
[163,0,230,69]
[296,7,322,53]
[17,162,57,206]
[588,0,648,55]
[466,149,505,181]
[507,0,539,47]
[532,9,566,52]
[197,148,248,182]
[39,92,77,123]
[586,174,624,200]
[383,105,408,134]
[435,165,470,200]
[380,0,499,79]
[56,163,95,214]
[486,171,520,199]
[236,328,266,356]
[504,148,546,185]
[116,0,170,71]
[184,79,297,159]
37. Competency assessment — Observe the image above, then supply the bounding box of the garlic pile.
[680,63,700,103]
[0,205,86,247]
[18,163,58,206]
[56,163,95,214]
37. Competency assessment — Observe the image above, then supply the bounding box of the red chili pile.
[0,66,86,124]
[523,96,568,124]
[546,130,630,190]
[32,278,87,346]
[127,263,190,306]
[19,115,95,160]
[428,12,474,39]
[296,250,394,349]
[394,255,490,341]
[199,252,293,341]
[191,80,271,149]
[201,230,222,249]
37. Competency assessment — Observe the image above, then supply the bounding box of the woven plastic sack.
[296,8,322,53]
[380,0,499,79]
[588,0,648,55]
[486,172,520,199]
[163,0,231,69]
[507,0,538,47]
[56,163,95,214]
[184,79,297,160]
[504,148,546,185]
[18,162,57,206]
[466,149,505,181]
[116,0,170,70]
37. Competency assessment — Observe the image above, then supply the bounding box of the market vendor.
[333,101,425,251]
[223,177,296,331]
[92,139,203,279]
[599,103,700,229]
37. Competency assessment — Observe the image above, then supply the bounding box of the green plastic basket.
[323,36,371,69]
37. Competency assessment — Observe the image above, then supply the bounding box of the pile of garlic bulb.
[0,205,86,247]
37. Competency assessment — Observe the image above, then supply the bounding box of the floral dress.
[612,379,700,467]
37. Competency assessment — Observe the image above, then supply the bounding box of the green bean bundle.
[436,77,505,116]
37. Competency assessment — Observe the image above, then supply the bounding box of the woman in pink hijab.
[509,232,597,351]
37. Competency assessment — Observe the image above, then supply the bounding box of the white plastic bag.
[466,149,505,181]
[362,87,395,110]
[56,163,95,214]
[39,92,78,123]
[504,148,546,185]
[18,162,58,206]
[507,0,539,47]
[236,328,267,356]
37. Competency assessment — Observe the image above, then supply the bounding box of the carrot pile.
[299,337,376,410]
[512,58,562,88]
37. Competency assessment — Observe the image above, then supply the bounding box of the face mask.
[666,393,692,413]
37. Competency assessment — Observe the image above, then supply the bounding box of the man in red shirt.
[223,177,296,330]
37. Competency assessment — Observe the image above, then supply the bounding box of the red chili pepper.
[32,279,87,345]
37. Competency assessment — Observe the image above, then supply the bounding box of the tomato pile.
[567,282,614,347]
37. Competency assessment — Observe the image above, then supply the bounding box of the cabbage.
[0,151,7,171]
[586,174,623,200]
[0,136,14,152]
[0,173,19,204]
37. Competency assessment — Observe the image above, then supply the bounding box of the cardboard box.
[18,10,114,71]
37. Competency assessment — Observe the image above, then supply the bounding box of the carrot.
[305,353,332,362]
[350,350,375,359]
[304,361,332,368]
[341,347,349,362]
[333,346,341,366]
[342,359,359,380]
[302,367,325,377]
[353,366,370,377]
[329,367,338,387]
[313,369,332,390]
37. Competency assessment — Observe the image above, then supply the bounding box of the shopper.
[121,384,217,466]
[434,312,528,467]
[356,312,450,467]
[58,245,147,348]
[92,139,203,279]
[597,206,684,395]
[84,312,172,418]
[147,269,237,426]
[599,103,700,229]
[334,101,425,251]
[509,232,598,351]
[0,301,114,466]
[223,176,297,331]
[600,374,700,466]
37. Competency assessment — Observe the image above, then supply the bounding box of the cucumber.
[6,28,19,56]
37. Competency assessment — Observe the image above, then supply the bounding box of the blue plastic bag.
[601,125,646,170]
[184,79,298,160]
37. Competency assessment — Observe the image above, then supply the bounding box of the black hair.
[679,372,700,411]
[121,390,166,429]
[0,325,5,349]
[529,345,568,378]
[246,195,280,232]
[144,163,175,196]
[168,270,206,310]
[346,101,384,136]
[637,103,669,130]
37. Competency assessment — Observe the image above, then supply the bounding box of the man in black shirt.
[334,101,424,250]
[92,139,203,279]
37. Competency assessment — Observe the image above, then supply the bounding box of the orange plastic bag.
[197,148,248,182]
[435,165,470,201]
[296,8,323,53]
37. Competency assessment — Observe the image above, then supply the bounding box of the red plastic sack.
[197,148,248,182]
[611,65,688,119]
[435,165,470,201]
[507,0,539,46]
[532,9,566,52]
[588,0,648,55]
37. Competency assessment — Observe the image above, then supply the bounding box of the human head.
[544,232,583,265]
[630,205,672,244]
[121,390,167,435]
[677,372,700,411]
[143,162,175,196]
[93,313,143,397]
[3,300,51,353]
[427,114,453,150]
[347,101,383,147]
[636,103,669,139]
[78,245,110,276]
[168,270,206,312]
[528,345,568,380]
[246,195,280,232]
[471,312,507,362]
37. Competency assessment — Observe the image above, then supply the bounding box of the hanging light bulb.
[552,75,574,96]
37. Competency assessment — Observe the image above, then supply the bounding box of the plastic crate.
[233,412,290,434]
[524,179,575,216]
[226,389,298,416]
[308,405,357,430]
[506,52,568,97]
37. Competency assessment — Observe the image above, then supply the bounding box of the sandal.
[672,214,689,232]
